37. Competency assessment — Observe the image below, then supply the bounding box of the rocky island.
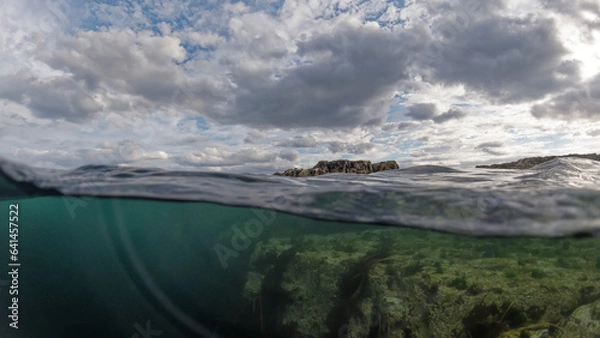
[476,153,600,169]
[274,160,399,177]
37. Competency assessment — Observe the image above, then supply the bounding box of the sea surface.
[0,157,599,337]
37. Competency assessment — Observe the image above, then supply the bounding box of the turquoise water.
[0,196,599,337]
[1,158,600,337]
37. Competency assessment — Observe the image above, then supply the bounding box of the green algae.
[531,268,546,279]
[241,221,600,337]
[448,276,468,290]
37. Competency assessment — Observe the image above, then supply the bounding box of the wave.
[1,157,600,237]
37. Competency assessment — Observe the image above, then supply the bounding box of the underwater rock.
[558,298,600,337]
[476,153,600,169]
[242,229,600,337]
[274,160,399,176]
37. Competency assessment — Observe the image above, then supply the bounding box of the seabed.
[239,227,600,338]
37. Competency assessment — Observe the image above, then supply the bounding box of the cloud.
[275,135,317,148]
[416,3,580,103]
[1,0,599,172]
[0,73,103,120]
[531,74,600,120]
[0,1,586,128]
[476,141,504,149]
[216,16,411,128]
[398,122,418,131]
[244,129,268,144]
[406,104,467,123]
[185,31,224,48]
[277,149,299,162]
[11,140,168,168]
[327,141,375,154]
[432,107,468,123]
[0,27,194,120]
[588,129,600,137]
[406,103,437,121]
[542,0,600,34]
[475,141,505,155]
[175,147,275,167]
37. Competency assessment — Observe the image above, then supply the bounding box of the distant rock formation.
[476,153,600,169]
[274,160,399,177]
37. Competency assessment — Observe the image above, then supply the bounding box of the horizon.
[3,152,599,176]
[1,0,599,174]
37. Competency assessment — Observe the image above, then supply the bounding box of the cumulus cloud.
[216,16,411,128]
[0,28,192,120]
[588,129,600,137]
[531,74,600,120]
[327,141,375,154]
[244,129,268,144]
[277,149,299,162]
[398,122,418,131]
[0,0,586,127]
[432,107,468,123]
[275,135,317,148]
[1,0,599,172]
[406,104,467,123]
[12,140,168,168]
[542,0,600,34]
[475,141,505,155]
[0,73,103,120]
[175,147,275,167]
[406,103,437,121]
[414,2,580,103]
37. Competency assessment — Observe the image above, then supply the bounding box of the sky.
[0,0,599,173]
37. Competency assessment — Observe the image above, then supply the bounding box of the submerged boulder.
[275,160,399,177]
[558,298,600,338]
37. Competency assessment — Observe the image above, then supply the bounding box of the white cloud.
[0,0,598,172]
[175,147,275,167]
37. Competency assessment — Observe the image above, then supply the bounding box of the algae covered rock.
[558,298,600,338]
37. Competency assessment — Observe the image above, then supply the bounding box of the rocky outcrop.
[274,160,399,177]
[372,160,401,172]
[476,153,600,169]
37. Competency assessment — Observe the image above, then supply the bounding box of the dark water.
[0,158,599,337]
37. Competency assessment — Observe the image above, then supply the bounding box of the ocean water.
[0,157,599,337]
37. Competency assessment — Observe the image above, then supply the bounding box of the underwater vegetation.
[447,277,468,290]
[530,268,546,279]
[241,227,600,337]
[401,261,424,277]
